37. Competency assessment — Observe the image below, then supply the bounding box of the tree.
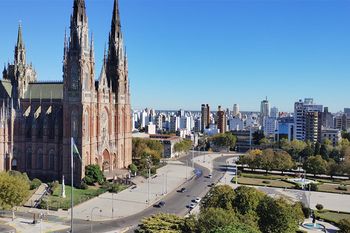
[257,197,301,233]
[289,140,307,159]
[238,151,259,169]
[314,142,321,156]
[0,172,30,210]
[320,144,329,160]
[129,163,138,175]
[303,155,328,176]
[338,219,350,233]
[197,208,237,233]
[84,164,105,185]
[174,139,192,153]
[259,149,275,174]
[273,150,294,174]
[252,130,265,145]
[327,159,340,178]
[201,185,235,210]
[135,213,184,233]
[212,223,261,233]
[234,186,265,215]
[209,133,237,151]
[300,145,314,159]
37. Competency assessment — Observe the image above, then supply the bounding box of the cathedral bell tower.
[63,0,94,184]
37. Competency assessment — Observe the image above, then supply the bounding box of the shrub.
[338,219,350,233]
[306,183,318,191]
[338,185,348,191]
[80,181,88,190]
[301,204,311,218]
[30,178,42,190]
[315,204,324,211]
[84,164,105,185]
[109,183,125,193]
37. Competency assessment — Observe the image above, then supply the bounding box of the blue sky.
[0,0,349,112]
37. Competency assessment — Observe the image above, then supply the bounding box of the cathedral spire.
[69,0,89,51]
[17,22,24,49]
[15,22,26,65]
[106,0,125,91]
[111,0,121,41]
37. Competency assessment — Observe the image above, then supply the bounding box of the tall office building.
[233,104,240,117]
[294,99,323,143]
[270,107,279,119]
[217,106,227,133]
[260,98,270,125]
[201,104,210,133]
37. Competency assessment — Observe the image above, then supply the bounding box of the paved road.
[58,154,233,233]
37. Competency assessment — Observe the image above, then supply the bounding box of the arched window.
[49,150,55,170]
[71,110,79,141]
[26,117,32,138]
[37,149,43,169]
[49,115,55,139]
[11,159,17,170]
[84,110,89,140]
[26,148,32,169]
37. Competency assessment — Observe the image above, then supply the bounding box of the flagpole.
[71,137,74,233]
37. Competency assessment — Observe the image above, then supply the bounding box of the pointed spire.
[111,0,121,40]
[15,22,26,65]
[17,21,24,49]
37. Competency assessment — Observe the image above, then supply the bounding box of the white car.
[194,197,201,203]
[189,203,196,209]
[208,174,213,178]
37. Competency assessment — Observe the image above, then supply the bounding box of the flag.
[71,137,82,162]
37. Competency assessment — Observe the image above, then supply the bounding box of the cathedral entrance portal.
[102,149,110,172]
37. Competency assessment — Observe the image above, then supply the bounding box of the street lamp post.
[90,207,102,233]
[186,160,188,180]
[165,171,168,194]
[111,192,114,219]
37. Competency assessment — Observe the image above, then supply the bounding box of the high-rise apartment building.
[260,98,270,125]
[233,104,240,116]
[294,99,323,143]
[217,106,227,133]
[201,104,210,133]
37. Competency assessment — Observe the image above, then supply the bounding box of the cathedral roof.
[0,80,13,98]
[24,82,63,99]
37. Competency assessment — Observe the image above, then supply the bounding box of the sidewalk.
[71,160,193,221]
[2,217,69,233]
[24,183,48,208]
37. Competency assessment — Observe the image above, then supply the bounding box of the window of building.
[37,149,43,169]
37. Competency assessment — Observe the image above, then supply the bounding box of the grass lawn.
[41,185,107,210]
[318,183,350,194]
[315,210,350,224]
[240,172,293,180]
[237,177,295,188]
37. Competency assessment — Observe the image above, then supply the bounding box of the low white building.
[229,117,244,131]
[321,128,342,146]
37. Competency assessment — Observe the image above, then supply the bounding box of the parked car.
[189,203,196,209]
[208,183,215,187]
[178,187,187,193]
[154,201,165,208]
[193,197,201,203]
[208,174,213,179]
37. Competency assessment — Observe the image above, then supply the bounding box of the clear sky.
[0,0,349,112]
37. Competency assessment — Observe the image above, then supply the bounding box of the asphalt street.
[58,154,234,233]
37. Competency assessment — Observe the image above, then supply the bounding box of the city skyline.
[0,0,349,112]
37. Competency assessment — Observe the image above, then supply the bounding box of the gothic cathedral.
[0,0,132,184]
